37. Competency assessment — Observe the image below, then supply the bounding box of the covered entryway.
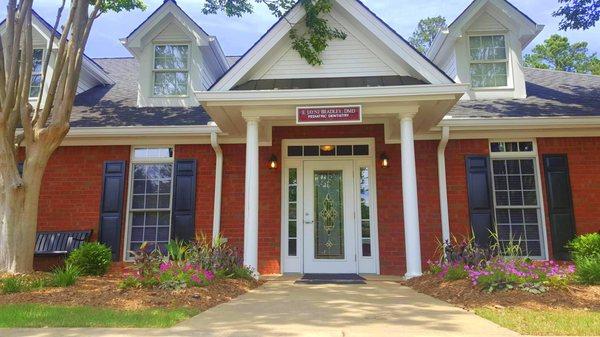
[282,139,379,274]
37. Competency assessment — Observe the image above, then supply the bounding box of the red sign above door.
[296,105,362,124]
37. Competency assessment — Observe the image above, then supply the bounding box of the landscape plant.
[568,233,600,284]
[123,235,253,290]
[65,242,112,276]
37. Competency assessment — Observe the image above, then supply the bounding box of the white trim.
[488,138,550,259]
[280,138,380,275]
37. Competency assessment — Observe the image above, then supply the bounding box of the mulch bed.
[403,273,600,311]
[0,273,263,311]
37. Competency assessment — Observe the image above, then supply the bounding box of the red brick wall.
[444,139,490,239]
[38,146,130,237]
[537,137,600,257]
[175,145,216,239]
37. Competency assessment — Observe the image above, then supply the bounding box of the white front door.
[303,160,357,274]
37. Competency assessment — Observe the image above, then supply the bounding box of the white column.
[401,116,422,278]
[243,117,260,274]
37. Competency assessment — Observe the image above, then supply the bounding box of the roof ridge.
[525,67,600,79]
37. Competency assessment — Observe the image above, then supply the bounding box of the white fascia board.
[66,125,220,138]
[440,116,600,129]
[197,84,468,104]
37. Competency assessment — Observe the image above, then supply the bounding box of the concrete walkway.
[3,280,520,337]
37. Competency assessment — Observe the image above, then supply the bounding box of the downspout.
[210,126,223,245]
[437,126,451,244]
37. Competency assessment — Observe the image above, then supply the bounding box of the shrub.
[568,233,600,285]
[573,256,600,285]
[444,264,468,281]
[185,235,243,275]
[568,233,600,261]
[1,277,28,294]
[50,264,80,287]
[66,242,112,276]
[118,276,142,290]
[443,236,496,269]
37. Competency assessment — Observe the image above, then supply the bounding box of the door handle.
[304,220,314,225]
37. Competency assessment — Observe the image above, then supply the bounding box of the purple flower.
[159,262,172,272]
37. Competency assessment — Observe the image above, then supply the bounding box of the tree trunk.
[0,152,48,273]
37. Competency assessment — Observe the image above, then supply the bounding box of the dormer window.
[153,44,189,96]
[29,48,44,98]
[469,35,508,88]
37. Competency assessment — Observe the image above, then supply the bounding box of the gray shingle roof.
[232,76,427,90]
[71,58,211,127]
[449,68,600,118]
[71,58,600,128]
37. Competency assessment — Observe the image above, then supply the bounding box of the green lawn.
[475,307,600,336]
[0,303,198,328]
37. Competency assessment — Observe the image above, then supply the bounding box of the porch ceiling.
[195,84,467,144]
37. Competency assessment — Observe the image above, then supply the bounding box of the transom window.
[153,45,189,96]
[287,145,369,157]
[489,140,544,258]
[127,147,174,256]
[469,35,508,88]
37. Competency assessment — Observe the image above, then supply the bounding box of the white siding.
[154,22,189,41]
[467,11,506,32]
[258,15,400,80]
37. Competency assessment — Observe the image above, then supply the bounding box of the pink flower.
[159,262,172,272]
[191,274,202,285]
[204,270,215,281]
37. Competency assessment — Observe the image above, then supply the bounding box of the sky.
[3,0,600,58]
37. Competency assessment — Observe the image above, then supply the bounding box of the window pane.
[359,167,372,257]
[154,45,188,70]
[470,62,507,87]
[492,159,543,257]
[154,71,188,96]
[470,35,506,61]
[288,168,298,257]
[128,163,173,256]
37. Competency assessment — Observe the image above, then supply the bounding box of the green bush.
[66,242,112,276]
[568,233,600,285]
[118,276,142,290]
[568,233,600,260]
[1,277,28,294]
[444,264,468,281]
[51,264,80,287]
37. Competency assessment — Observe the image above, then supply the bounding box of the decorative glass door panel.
[314,171,345,259]
[303,161,356,274]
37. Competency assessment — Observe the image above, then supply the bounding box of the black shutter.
[99,161,126,260]
[543,155,576,260]
[465,156,495,248]
[171,159,197,241]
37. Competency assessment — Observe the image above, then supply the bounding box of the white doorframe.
[280,138,380,274]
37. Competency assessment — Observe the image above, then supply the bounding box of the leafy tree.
[589,58,600,75]
[524,34,598,74]
[554,0,600,30]
[0,0,145,273]
[202,0,346,66]
[408,16,447,54]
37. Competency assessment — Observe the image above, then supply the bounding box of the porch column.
[244,117,260,274]
[401,115,422,278]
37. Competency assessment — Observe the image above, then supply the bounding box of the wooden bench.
[34,230,93,256]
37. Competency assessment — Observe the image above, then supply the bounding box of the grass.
[475,307,600,336]
[0,303,198,328]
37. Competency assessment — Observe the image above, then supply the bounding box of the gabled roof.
[209,0,454,91]
[0,10,114,86]
[427,0,544,61]
[121,0,211,51]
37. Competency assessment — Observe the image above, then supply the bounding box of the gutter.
[437,126,451,244]
[210,126,224,245]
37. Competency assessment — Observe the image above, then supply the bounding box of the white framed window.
[469,35,508,88]
[489,140,547,258]
[125,146,174,257]
[152,44,189,96]
[20,48,45,98]
[287,168,298,257]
